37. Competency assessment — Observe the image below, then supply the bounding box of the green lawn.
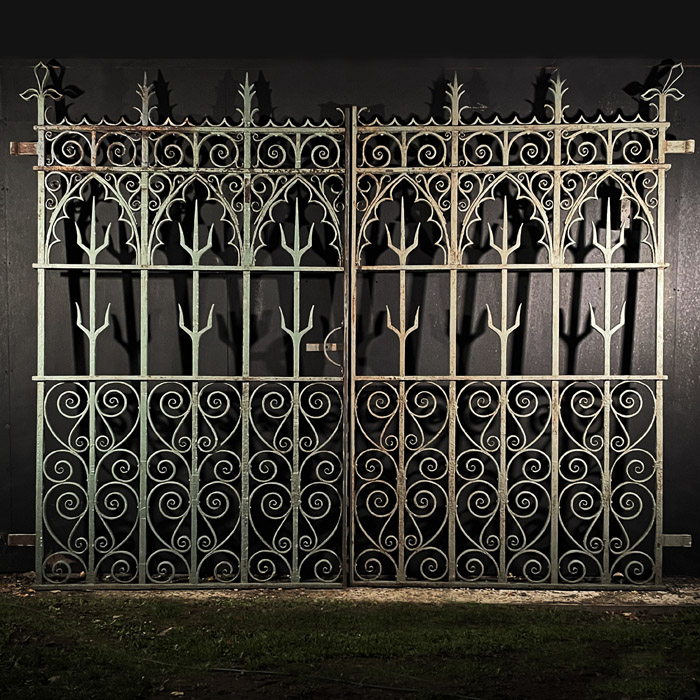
[1,592,698,700]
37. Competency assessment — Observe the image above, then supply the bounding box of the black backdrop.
[1,23,698,578]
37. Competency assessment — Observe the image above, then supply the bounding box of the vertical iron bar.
[240,80,252,583]
[448,89,459,583]
[35,128,46,581]
[87,265,97,583]
[341,107,353,587]
[348,106,358,585]
[189,269,200,584]
[498,266,508,582]
[138,104,149,585]
[551,115,562,585]
[603,251,611,583]
[655,95,667,585]
[398,260,406,583]
[291,264,300,583]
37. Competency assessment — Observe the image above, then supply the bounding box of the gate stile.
[18,61,692,588]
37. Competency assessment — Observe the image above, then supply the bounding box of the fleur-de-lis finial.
[641,62,685,103]
[20,62,63,124]
[20,62,63,103]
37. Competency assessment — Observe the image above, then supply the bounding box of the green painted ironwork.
[20,61,691,588]
[25,64,346,585]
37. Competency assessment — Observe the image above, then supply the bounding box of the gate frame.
[11,60,694,589]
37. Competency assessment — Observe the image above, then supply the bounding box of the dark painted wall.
[0,49,698,577]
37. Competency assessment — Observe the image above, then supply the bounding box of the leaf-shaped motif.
[641,63,685,102]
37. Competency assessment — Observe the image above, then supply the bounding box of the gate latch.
[306,342,342,352]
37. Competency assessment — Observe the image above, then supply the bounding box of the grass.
[1,592,699,700]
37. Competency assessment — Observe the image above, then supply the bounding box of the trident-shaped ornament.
[278,197,316,376]
[485,303,522,343]
[591,198,627,264]
[76,199,111,265]
[178,303,214,342]
[386,198,420,265]
[281,199,314,266]
[385,305,420,342]
[589,199,627,341]
[279,306,316,350]
[75,302,111,343]
[589,302,626,341]
[179,200,214,266]
[487,198,522,263]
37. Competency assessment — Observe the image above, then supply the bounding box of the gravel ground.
[3,572,700,607]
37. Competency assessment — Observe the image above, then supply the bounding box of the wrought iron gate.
[18,61,692,588]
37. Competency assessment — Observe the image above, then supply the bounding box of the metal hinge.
[662,533,692,547]
[665,139,695,155]
[9,141,37,156]
[6,533,36,546]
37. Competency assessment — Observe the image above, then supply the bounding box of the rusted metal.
[9,141,37,156]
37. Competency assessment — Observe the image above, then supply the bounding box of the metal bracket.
[7,533,36,546]
[9,141,37,156]
[662,534,692,547]
[306,342,342,352]
[665,139,695,154]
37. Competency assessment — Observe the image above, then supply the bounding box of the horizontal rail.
[354,375,666,382]
[358,263,667,271]
[34,264,344,272]
[36,124,345,134]
[34,375,344,382]
[35,166,345,174]
[355,164,671,173]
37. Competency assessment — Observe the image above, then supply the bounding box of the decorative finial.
[237,72,258,126]
[20,62,63,125]
[446,72,464,125]
[135,71,155,125]
[641,62,685,103]
[546,70,568,123]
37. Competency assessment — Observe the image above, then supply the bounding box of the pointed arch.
[251,174,343,265]
[148,173,242,265]
[356,172,449,264]
[459,172,553,262]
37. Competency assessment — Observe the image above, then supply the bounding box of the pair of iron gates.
[18,61,693,588]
